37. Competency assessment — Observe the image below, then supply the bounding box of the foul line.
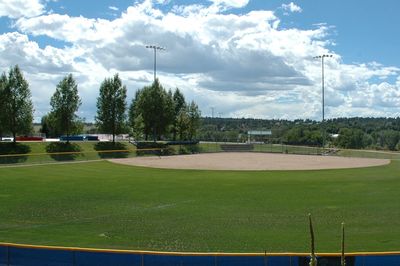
[0,242,399,257]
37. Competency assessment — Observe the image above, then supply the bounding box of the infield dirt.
[109,152,390,170]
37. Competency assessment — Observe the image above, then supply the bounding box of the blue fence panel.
[0,246,9,266]
[75,251,141,266]
[2,245,400,266]
[268,256,299,266]
[355,255,400,266]
[216,255,265,266]
[143,254,215,266]
[8,247,73,266]
[299,256,356,266]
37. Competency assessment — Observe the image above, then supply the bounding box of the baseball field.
[0,152,399,253]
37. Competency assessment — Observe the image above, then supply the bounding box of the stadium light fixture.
[145,45,166,81]
[314,54,333,150]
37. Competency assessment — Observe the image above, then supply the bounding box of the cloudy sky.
[1,0,400,122]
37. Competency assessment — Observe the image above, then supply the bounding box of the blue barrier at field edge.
[1,244,400,266]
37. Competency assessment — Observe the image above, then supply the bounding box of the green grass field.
[0,159,399,253]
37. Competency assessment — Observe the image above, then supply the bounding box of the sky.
[0,0,400,122]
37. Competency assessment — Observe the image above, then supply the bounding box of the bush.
[45,142,82,161]
[178,144,200,155]
[0,143,30,164]
[94,142,129,158]
[135,141,175,156]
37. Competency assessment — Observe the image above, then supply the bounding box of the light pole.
[314,54,332,150]
[145,45,165,81]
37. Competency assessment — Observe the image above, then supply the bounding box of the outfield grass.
[337,149,400,160]
[0,160,399,253]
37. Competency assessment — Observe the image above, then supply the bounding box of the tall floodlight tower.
[314,54,333,150]
[145,45,165,81]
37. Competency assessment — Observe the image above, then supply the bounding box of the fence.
[1,141,398,166]
[1,243,400,266]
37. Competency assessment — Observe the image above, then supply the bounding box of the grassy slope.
[0,142,137,164]
[1,142,399,165]
[0,160,399,253]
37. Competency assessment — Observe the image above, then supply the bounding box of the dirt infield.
[109,152,390,170]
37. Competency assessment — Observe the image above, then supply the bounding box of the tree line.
[1,65,201,143]
[2,65,400,151]
[200,117,400,151]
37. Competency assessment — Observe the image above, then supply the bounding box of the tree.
[40,113,63,138]
[3,65,34,143]
[130,80,201,141]
[0,73,7,140]
[40,115,50,138]
[176,108,190,140]
[187,101,201,140]
[134,79,174,141]
[172,89,186,140]
[95,74,127,143]
[378,130,400,151]
[335,128,366,149]
[49,74,81,143]
[128,90,145,140]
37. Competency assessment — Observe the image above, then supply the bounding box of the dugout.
[247,130,272,143]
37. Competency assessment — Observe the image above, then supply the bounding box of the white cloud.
[210,0,249,9]
[0,0,45,18]
[16,14,118,43]
[1,1,400,121]
[281,2,302,13]
[109,6,119,11]
[154,0,171,4]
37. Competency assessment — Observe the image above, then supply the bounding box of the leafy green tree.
[174,101,201,141]
[130,81,201,141]
[128,90,138,130]
[187,101,201,140]
[172,88,186,140]
[40,113,64,138]
[3,65,34,142]
[134,79,174,141]
[335,128,366,149]
[132,114,145,140]
[128,90,145,140]
[40,115,50,138]
[176,108,190,140]
[0,73,7,140]
[95,74,127,143]
[49,74,81,143]
[378,130,400,151]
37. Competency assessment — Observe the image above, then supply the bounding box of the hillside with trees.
[199,117,400,151]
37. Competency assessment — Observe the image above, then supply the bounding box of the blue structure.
[1,243,399,266]
[59,135,99,141]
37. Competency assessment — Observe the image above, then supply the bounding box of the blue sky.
[0,0,399,121]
